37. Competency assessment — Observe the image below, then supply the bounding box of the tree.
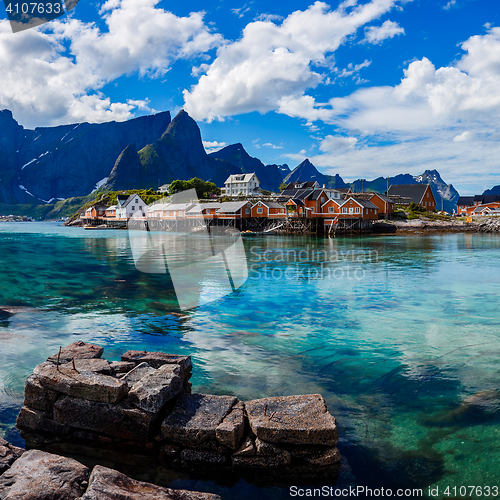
[279,182,287,192]
[168,178,221,199]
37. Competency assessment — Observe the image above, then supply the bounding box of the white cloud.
[203,140,227,153]
[320,135,358,151]
[443,0,457,10]
[263,142,283,149]
[184,0,411,121]
[453,130,476,142]
[0,0,221,127]
[362,20,404,44]
[275,27,500,193]
[255,13,284,22]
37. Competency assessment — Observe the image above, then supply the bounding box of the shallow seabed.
[1,222,500,498]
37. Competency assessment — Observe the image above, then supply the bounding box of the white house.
[222,173,260,196]
[115,194,147,219]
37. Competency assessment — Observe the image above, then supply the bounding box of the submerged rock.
[0,449,89,499]
[80,465,221,499]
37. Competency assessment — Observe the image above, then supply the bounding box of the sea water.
[1,222,500,498]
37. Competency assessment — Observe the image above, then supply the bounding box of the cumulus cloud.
[443,0,457,10]
[362,20,404,44]
[0,0,221,127]
[279,27,500,193]
[203,140,227,153]
[184,0,410,121]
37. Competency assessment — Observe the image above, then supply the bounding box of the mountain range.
[0,107,460,211]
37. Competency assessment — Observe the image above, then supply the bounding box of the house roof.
[253,201,285,209]
[457,196,475,206]
[369,193,393,203]
[217,201,248,213]
[387,184,431,204]
[284,181,319,191]
[321,198,343,208]
[117,194,145,208]
[288,198,305,206]
[340,197,378,209]
[308,189,327,200]
[224,173,259,184]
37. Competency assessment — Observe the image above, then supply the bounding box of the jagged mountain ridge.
[0,109,172,204]
[482,185,500,195]
[208,143,289,191]
[283,159,347,189]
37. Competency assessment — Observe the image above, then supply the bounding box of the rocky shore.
[0,445,220,499]
[375,218,500,234]
[15,342,341,487]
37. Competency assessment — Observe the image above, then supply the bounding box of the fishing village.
[78,176,422,234]
[76,173,500,235]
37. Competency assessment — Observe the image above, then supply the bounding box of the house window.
[135,199,139,203]
[132,206,135,210]
[257,207,263,214]
[246,208,250,214]
[329,207,335,213]
[321,197,325,203]
[139,206,142,210]
[342,207,348,213]
[355,207,360,214]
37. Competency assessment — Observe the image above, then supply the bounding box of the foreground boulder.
[81,465,220,500]
[0,445,221,500]
[0,437,24,474]
[0,450,89,499]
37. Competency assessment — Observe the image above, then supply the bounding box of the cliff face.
[107,110,238,190]
[0,110,172,204]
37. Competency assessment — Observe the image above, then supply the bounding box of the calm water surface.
[1,222,500,498]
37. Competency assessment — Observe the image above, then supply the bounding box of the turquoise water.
[1,222,500,498]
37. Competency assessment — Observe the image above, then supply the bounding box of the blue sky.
[1,0,500,194]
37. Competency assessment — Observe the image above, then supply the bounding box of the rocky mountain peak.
[162,110,206,168]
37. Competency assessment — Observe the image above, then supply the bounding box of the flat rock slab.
[63,358,112,374]
[0,449,89,499]
[128,364,183,413]
[121,350,192,374]
[80,465,221,500]
[122,362,156,387]
[161,394,237,448]
[0,437,24,474]
[109,361,136,374]
[245,394,338,446]
[47,341,104,363]
[34,361,128,404]
[53,396,153,442]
